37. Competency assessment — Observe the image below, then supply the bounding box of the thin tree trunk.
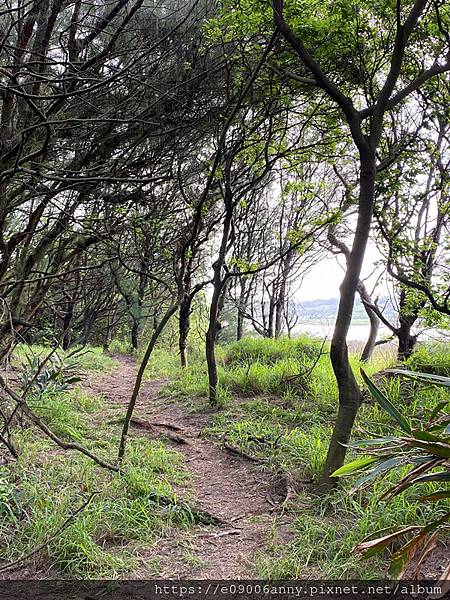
[117,301,179,463]
[321,152,376,485]
[179,294,192,368]
[275,249,293,337]
[131,319,139,351]
[358,282,380,362]
[206,276,227,406]
[236,279,247,341]
[206,192,233,405]
[61,303,74,350]
[267,292,276,338]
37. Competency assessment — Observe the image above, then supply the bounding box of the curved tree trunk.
[321,152,376,485]
[118,301,180,463]
[358,282,380,362]
[206,277,228,405]
[328,228,381,363]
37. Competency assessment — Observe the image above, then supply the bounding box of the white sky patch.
[296,241,386,301]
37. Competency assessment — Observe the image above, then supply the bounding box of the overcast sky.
[296,242,385,301]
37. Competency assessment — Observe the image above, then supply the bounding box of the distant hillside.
[296,297,396,325]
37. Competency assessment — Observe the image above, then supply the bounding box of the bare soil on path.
[84,355,294,579]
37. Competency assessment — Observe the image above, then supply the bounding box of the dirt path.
[84,355,293,579]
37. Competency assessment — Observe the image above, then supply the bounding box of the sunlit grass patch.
[406,341,450,377]
[224,335,324,367]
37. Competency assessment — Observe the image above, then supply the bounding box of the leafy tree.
[211,0,450,481]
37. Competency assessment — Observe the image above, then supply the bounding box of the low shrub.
[406,342,450,377]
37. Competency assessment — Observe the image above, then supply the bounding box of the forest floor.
[84,355,294,578]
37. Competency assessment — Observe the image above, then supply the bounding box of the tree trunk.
[236,310,244,341]
[275,249,293,337]
[206,190,233,406]
[118,301,180,463]
[206,276,227,406]
[179,294,192,368]
[81,308,94,346]
[267,292,276,338]
[61,303,74,350]
[328,227,380,363]
[397,319,417,361]
[358,282,380,362]
[274,300,283,337]
[321,151,376,485]
[131,319,139,351]
[236,279,247,341]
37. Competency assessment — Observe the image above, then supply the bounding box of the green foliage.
[333,370,450,578]
[13,344,118,376]
[26,388,103,442]
[18,347,84,398]
[406,342,450,377]
[75,347,118,373]
[163,336,324,403]
[109,338,133,355]
[187,337,446,578]
[257,478,441,579]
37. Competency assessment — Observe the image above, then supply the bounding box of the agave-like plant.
[18,346,85,398]
[333,368,450,580]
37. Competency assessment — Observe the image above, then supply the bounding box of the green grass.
[224,335,323,366]
[181,336,447,579]
[406,341,450,377]
[4,335,448,579]
[1,343,203,579]
[163,336,325,402]
[25,387,103,443]
[257,478,446,579]
[1,432,192,577]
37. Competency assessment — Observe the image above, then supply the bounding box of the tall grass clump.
[224,336,323,367]
[406,341,450,377]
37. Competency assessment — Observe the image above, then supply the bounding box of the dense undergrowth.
[1,337,449,579]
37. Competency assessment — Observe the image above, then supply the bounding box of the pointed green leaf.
[350,456,406,492]
[331,455,381,477]
[361,369,411,434]
[348,436,399,447]
[428,401,450,423]
[384,369,450,388]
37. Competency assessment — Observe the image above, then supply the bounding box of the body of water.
[294,321,447,342]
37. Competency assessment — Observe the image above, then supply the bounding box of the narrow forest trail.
[84,355,294,579]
